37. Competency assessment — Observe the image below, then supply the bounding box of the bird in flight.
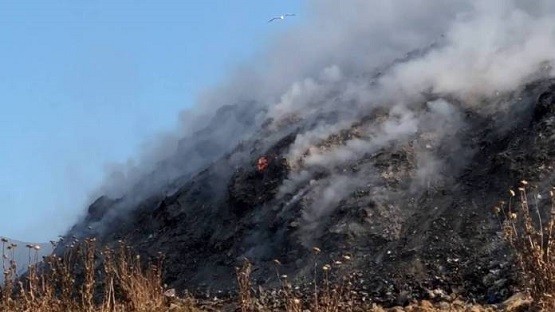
[268,14,296,23]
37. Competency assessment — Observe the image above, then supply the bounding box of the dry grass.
[236,259,254,312]
[0,239,512,312]
[0,238,194,312]
[233,255,500,312]
[496,180,555,310]
[0,238,514,312]
[235,254,359,312]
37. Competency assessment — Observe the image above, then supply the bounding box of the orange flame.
[257,156,269,172]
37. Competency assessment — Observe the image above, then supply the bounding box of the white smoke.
[87,0,555,243]
[299,173,370,239]
[377,1,555,103]
[262,1,555,243]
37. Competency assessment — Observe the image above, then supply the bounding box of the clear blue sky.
[0,0,303,242]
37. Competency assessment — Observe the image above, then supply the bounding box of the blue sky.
[0,0,303,242]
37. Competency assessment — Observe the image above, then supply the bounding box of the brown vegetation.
[0,236,509,312]
[0,238,194,312]
[497,181,555,310]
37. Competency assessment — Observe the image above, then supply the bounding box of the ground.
[60,79,555,308]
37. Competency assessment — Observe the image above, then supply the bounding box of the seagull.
[268,14,296,23]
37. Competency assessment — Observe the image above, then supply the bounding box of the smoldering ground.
[73,0,555,249]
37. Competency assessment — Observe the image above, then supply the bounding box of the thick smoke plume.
[84,0,555,242]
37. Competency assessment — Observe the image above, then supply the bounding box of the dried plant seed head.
[312,247,321,254]
[510,213,518,220]
[1,238,8,243]
[164,289,176,298]
[493,207,501,214]
[273,259,281,266]
[518,187,525,192]
[293,298,301,305]
[521,180,528,185]
[510,190,516,197]
[280,274,288,279]
[334,260,343,265]
[33,245,41,250]
[322,264,331,271]
[551,191,554,197]
[343,255,352,261]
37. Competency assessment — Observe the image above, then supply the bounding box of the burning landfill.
[56,0,555,307]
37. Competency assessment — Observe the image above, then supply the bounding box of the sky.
[0,0,303,242]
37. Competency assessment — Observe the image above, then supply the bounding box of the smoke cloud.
[84,0,555,243]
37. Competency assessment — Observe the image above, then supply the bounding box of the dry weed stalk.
[236,258,253,312]
[0,238,170,312]
[81,238,96,311]
[259,250,355,312]
[499,182,555,309]
[272,259,301,312]
[310,257,355,312]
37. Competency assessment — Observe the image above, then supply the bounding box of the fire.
[257,156,270,172]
